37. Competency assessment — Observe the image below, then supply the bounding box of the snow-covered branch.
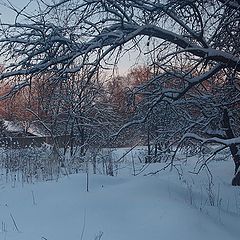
[183,133,240,146]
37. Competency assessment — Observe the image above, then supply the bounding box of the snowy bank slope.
[0,156,240,240]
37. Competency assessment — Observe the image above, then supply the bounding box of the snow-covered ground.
[0,147,240,240]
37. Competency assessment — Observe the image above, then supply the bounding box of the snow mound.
[0,160,239,240]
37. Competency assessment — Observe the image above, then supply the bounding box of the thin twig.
[10,213,20,233]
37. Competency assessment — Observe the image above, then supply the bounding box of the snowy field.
[0,147,240,240]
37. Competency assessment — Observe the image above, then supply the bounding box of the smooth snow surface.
[0,148,240,240]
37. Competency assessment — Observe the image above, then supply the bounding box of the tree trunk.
[222,108,240,186]
[70,124,74,157]
[231,145,240,186]
[145,126,152,163]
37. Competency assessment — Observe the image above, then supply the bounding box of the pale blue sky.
[0,0,45,23]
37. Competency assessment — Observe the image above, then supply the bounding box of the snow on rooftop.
[3,120,23,132]
[3,120,47,136]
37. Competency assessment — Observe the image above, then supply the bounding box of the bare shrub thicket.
[0,144,124,184]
